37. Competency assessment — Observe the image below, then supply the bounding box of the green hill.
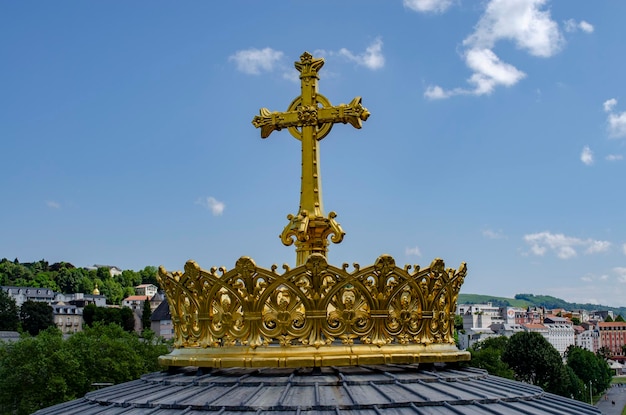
[458,293,626,317]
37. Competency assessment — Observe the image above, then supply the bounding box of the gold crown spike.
[157,254,469,368]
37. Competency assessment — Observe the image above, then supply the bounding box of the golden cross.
[252,52,370,266]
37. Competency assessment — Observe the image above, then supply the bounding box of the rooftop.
[35,365,601,415]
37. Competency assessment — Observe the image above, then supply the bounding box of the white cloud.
[602,98,626,138]
[337,38,385,70]
[482,229,506,239]
[580,146,594,166]
[564,19,594,34]
[604,98,617,113]
[46,200,60,209]
[426,0,564,99]
[606,154,623,162]
[229,48,284,75]
[465,48,527,94]
[424,85,452,100]
[585,240,611,255]
[196,196,225,216]
[403,0,453,13]
[464,0,563,58]
[608,112,626,138]
[405,246,422,257]
[523,231,611,259]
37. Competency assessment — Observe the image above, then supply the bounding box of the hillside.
[458,293,626,317]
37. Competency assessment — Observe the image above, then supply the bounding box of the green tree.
[139,266,158,286]
[31,271,59,292]
[467,336,515,379]
[597,346,612,360]
[83,303,97,327]
[65,323,167,396]
[0,328,80,415]
[118,269,142,288]
[120,307,136,332]
[56,267,85,293]
[604,315,614,322]
[615,314,625,322]
[141,299,152,331]
[99,278,124,305]
[19,300,55,336]
[84,305,137,332]
[0,290,19,331]
[562,365,586,401]
[566,346,612,396]
[77,275,95,294]
[0,324,168,414]
[571,317,581,325]
[502,331,566,394]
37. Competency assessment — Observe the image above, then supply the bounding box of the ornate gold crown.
[157,52,470,368]
[157,254,468,368]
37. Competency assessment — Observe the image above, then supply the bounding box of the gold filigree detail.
[157,254,469,367]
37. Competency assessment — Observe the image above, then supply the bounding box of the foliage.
[502,332,571,395]
[597,346,612,360]
[141,299,152,331]
[0,324,168,414]
[0,258,160,306]
[615,315,625,322]
[566,346,612,396]
[605,315,614,322]
[0,290,19,331]
[83,304,136,332]
[467,336,515,379]
[458,294,527,308]
[0,328,79,415]
[19,300,55,336]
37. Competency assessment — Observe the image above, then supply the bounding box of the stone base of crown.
[159,343,470,369]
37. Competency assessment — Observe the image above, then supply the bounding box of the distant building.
[55,292,106,307]
[522,323,549,340]
[122,295,151,313]
[576,327,599,352]
[135,284,158,298]
[597,321,626,360]
[150,300,173,340]
[543,316,575,357]
[85,264,123,277]
[0,331,20,343]
[456,303,504,349]
[52,303,82,334]
[2,286,56,307]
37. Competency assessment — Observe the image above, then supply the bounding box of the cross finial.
[252,52,370,265]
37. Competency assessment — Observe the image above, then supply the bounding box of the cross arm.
[252,97,370,139]
[252,108,302,139]
[317,97,370,130]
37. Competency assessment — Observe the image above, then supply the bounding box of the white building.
[2,286,56,307]
[456,303,505,349]
[576,328,599,352]
[544,316,575,357]
[135,284,158,298]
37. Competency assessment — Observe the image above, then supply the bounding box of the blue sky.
[2,0,626,306]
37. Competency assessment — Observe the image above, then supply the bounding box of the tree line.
[466,332,612,402]
[0,324,169,415]
[0,258,158,305]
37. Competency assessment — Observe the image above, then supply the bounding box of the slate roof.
[151,299,171,322]
[35,364,601,414]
